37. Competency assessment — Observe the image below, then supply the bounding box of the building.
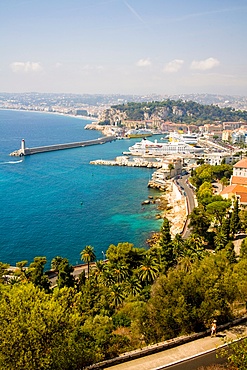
[220,158,247,207]
[222,130,232,142]
[203,152,236,166]
[221,184,247,206]
[232,158,247,179]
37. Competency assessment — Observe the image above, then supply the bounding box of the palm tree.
[80,245,96,277]
[138,254,159,284]
[111,262,129,283]
[128,276,142,296]
[92,260,106,283]
[111,284,125,307]
[51,256,64,271]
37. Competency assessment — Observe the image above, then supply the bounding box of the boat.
[168,130,199,145]
[125,129,153,138]
[127,138,203,156]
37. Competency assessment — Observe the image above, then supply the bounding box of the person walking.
[211,320,217,337]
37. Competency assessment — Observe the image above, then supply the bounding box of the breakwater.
[9,135,116,156]
[90,156,163,168]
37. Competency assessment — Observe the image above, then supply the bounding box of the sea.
[0,109,163,268]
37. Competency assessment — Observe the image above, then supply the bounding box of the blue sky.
[1,0,247,95]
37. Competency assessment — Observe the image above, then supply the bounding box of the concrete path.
[107,323,247,370]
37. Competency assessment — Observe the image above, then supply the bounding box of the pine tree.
[240,238,247,259]
[230,198,241,236]
[215,217,230,251]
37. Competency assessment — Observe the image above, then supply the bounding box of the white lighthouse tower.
[20,139,26,156]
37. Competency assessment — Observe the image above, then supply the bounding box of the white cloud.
[136,58,151,67]
[10,61,43,73]
[55,62,62,68]
[81,64,104,71]
[163,59,184,73]
[190,57,220,71]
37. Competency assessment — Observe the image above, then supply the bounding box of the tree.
[225,241,237,264]
[172,234,186,262]
[184,234,207,261]
[220,176,228,189]
[206,200,231,227]
[15,260,29,282]
[189,205,211,238]
[28,257,50,292]
[56,258,75,289]
[127,277,142,297]
[110,284,126,307]
[51,256,65,271]
[106,242,145,269]
[168,163,174,177]
[0,262,10,284]
[91,260,106,283]
[110,262,130,284]
[158,217,175,269]
[230,198,241,236]
[240,237,247,259]
[0,283,100,369]
[80,245,96,277]
[138,254,159,284]
[239,209,247,233]
[197,181,214,206]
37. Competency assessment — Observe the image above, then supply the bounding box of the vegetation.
[1,163,247,369]
[100,99,247,125]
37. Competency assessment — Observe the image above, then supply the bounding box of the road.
[177,174,196,238]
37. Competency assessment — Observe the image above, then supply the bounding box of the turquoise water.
[0,110,162,266]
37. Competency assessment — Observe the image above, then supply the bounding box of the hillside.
[99,99,247,125]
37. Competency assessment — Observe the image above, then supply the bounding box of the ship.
[168,130,199,145]
[125,129,153,138]
[127,138,203,156]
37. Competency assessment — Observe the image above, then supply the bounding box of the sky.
[1,0,247,96]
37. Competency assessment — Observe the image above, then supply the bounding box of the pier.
[9,135,116,156]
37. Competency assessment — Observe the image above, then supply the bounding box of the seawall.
[9,135,116,156]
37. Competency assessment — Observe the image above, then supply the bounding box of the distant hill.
[99,99,247,125]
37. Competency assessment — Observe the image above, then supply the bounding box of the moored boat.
[125,129,153,138]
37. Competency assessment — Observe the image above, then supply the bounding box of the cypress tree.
[225,241,237,264]
[159,218,174,269]
[230,198,241,236]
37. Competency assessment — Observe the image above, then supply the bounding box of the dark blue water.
[0,110,162,267]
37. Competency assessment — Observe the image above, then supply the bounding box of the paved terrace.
[87,317,247,370]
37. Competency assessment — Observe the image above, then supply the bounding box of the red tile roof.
[238,192,247,204]
[231,176,247,186]
[233,158,247,168]
[221,184,247,195]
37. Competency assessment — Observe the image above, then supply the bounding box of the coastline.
[0,107,97,122]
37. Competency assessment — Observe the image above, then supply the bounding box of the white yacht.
[169,130,199,145]
[127,138,203,156]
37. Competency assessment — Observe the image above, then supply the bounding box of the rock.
[142,200,150,205]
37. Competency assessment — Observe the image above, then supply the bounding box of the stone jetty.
[10,135,116,156]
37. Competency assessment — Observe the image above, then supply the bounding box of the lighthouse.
[20,139,26,156]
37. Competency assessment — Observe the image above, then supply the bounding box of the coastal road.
[177,174,196,238]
